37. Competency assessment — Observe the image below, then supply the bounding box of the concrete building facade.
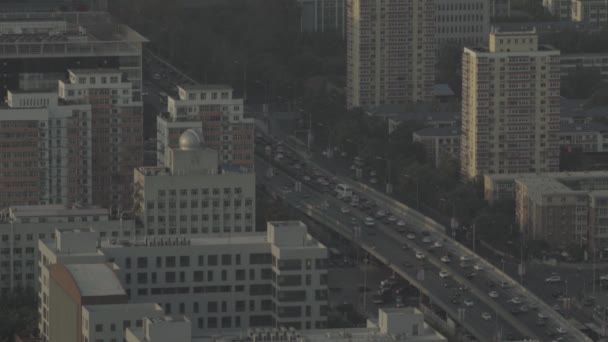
[298,0,345,35]
[38,221,329,337]
[0,205,137,294]
[560,52,608,82]
[413,127,461,168]
[572,0,608,25]
[156,85,255,172]
[543,0,572,20]
[435,0,490,52]
[345,0,435,109]
[460,30,561,179]
[59,69,144,211]
[134,129,256,236]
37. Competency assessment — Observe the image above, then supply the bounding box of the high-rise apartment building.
[435,0,490,51]
[157,85,255,172]
[59,69,144,210]
[134,129,256,236]
[0,89,92,208]
[298,0,345,35]
[39,221,329,338]
[460,30,561,179]
[345,0,435,109]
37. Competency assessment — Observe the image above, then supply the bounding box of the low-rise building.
[413,127,461,168]
[0,205,135,294]
[125,307,446,342]
[560,53,608,82]
[38,221,329,337]
[559,122,608,152]
[134,129,256,236]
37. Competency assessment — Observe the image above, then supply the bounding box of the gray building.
[298,0,345,35]
[435,0,490,52]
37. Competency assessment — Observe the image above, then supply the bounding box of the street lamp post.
[376,156,392,194]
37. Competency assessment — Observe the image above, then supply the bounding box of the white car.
[473,264,484,271]
[397,220,406,227]
[340,207,350,214]
[388,216,397,222]
[433,241,443,248]
[509,297,522,304]
[464,299,474,307]
[439,270,449,278]
[481,312,492,320]
[440,255,451,263]
[422,237,432,244]
[376,210,387,217]
[415,250,425,259]
[556,327,567,334]
[406,233,416,240]
[364,217,376,226]
[460,255,471,262]
[545,275,562,283]
[489,291,499,299]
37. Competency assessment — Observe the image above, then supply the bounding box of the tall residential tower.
[346,0,435,109]
[460,30,560,179]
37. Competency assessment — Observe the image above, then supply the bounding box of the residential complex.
[134,129,256,236]
[460,30,561,179]
[413,127,461,168]
[484,171,608,249]
[0,89,91,208]
[571,0,608,25]
[38,221,329,340]
[157,85,255,172]
[345,0,435,109]
[0,205,135,294]
[298,0,345,36]
[125,307,446,342]
[435,0,490,51]
[59,69,144,210]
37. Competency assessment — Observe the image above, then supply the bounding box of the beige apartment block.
[572,0,608,25]
[346,0,435,109]
[461,30,561,179]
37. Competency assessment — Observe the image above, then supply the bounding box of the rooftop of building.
[83,302,162,314]
[466,43,558,53]
[100,234,269,250]
[560,121,608,133]
[486,170,608,182]
[178,84,233,91]
[433,83,455,97]
[69,68,123,75]
[9,204,108,218]
[0,12,148,45]
[414,126,461,137]
[65,263,126,297]
[516,177,573,194]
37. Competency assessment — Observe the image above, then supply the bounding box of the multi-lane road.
[255,135,593,342]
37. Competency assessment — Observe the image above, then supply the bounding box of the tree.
[0,288,38,342]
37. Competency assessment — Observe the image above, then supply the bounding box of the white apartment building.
[435,0,490,51]
[461,30,561,179]
[82,303,165,342]
[0,89,92,208]
[38,221,329,338]
[126,308,446,342]
[0,205,135,294]
[157,85,255,172]
[134,129,256,236]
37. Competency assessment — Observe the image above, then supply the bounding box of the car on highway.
[432,241,443,248]
[388,216,397,223]
[439,270,450,278]
[364,217,376,226]
[340,207,350,214]
[473,264,484,271]
[489,291,499,299]
[509,297,522,305]
[519,305,529,313]
[401,244,408,250]
[397,220,406,227]
[375,210,387,218]
[466,272,477,279]
[440,255,451,263]
[481,312,492,320]
[556,327,567,334]
[464,299,474,307]
[406,233,416,240]
[459,261,471,268]
[415,250,425,260]
[422,236,432,244]
[545,275,562,283]
[460,255,471,262]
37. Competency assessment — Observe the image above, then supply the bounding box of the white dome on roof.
[178,129,203,150]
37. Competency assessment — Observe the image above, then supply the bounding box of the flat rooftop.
[84,302,161,313]
[65,264,126,297]
[414,126,461,137]
[179,84,233,91]
[69,68,122,75]
[100,234,269,249]
[465,44,558,53]
[10,204,108,218]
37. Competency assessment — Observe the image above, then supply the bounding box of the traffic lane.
[258,158,532,340]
